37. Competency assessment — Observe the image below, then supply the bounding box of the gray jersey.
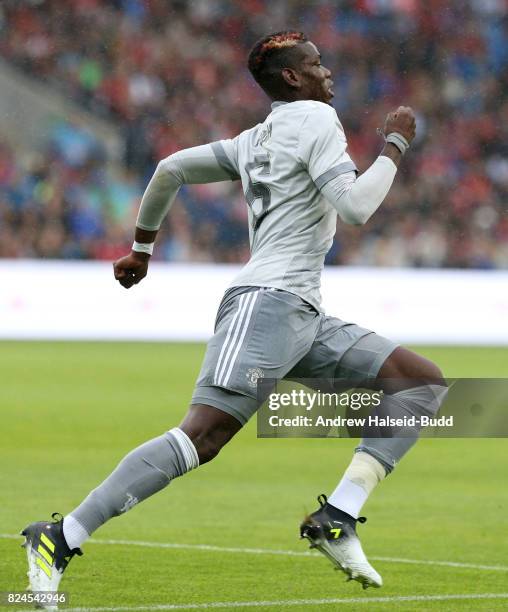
[214,100,357,312]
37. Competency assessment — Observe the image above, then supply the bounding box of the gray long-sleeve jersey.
[136,100,397,312]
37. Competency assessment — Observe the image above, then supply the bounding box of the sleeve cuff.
[314,161,358,189]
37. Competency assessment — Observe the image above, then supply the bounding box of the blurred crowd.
[1,0,508,267]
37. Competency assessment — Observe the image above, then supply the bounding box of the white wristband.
[386,132,410,154]
[376,129,410,154]
[132,241,154,255]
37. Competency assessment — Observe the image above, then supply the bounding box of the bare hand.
[113,251,150,289]
[383,106,416,144]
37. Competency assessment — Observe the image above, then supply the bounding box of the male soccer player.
[22,31,446,601]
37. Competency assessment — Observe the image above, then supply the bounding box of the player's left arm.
[114,141,240,288]
[321,106,416,225]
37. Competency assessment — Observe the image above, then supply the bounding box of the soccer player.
[22,31,446,602]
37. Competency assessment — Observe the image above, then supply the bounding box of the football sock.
[356,384,448,472]
[65,427,198,543]
[62,515,89,550]
[328,452,385,519]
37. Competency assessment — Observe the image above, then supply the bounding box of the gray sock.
[69,427,198,537]
[356,384,448,473]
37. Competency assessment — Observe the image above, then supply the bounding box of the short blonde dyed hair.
[248,31,308,97]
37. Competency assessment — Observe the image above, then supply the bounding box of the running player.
[22,31,446,602]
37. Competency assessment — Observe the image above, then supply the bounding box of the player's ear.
[281,67,301,90]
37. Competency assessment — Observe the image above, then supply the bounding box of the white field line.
[2,533,507,573]
[23,593,508,611]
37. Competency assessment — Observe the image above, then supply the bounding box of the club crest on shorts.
[246,367,264,388]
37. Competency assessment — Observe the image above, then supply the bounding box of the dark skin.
[113,40,441,463]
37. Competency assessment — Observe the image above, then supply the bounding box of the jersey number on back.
[245,153,271,230]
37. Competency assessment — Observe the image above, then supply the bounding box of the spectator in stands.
[0,0,507,268]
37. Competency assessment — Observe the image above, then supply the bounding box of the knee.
[179,403,242,465]
[189,431,224,464]
[379,347,446,387]
[415,358,446,387]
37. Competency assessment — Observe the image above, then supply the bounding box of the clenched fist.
[113,251,150,289]
[382,106,416,144]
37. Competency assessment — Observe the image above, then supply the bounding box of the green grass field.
[0,343,507,611]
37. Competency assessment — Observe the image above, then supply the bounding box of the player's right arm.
[113,141,239,288]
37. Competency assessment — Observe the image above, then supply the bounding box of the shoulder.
[296,102,349,166]
[273,101,345,144]
[270,101,344,139]
[281,100,335,118]
[272,100,335,121]
[234,122,265,146]
[299,101,343,133]
[300,100,337,117]
[217,123,262,155]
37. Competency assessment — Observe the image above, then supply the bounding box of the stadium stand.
[1,0,507,267]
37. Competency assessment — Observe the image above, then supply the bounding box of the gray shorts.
[191,286,398,425]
